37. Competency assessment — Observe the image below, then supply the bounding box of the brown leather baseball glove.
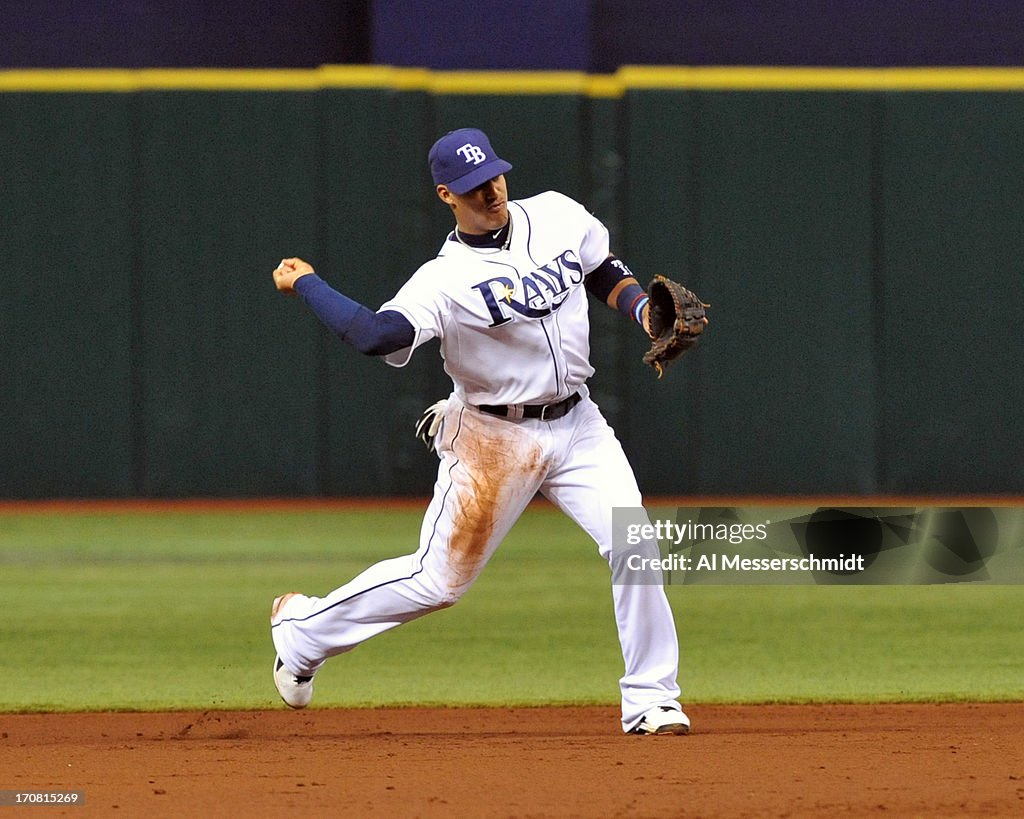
[642,275,709,377]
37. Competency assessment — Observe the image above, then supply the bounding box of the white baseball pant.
[271,393,681,732]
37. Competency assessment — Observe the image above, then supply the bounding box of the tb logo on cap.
[456,143,487,165]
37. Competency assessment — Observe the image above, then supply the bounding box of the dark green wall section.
[2,87,1020,497]
[132,92,322,496]
[624,91,878,495]
[1,94,134,497]
[880,93,1024,493]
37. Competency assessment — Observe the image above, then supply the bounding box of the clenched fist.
[273,257,316,293]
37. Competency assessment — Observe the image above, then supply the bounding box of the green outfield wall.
[1,67,1022,498]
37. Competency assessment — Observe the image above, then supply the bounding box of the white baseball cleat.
[273,656,315,709]
[631,705,691,736]
[271,593,315,709]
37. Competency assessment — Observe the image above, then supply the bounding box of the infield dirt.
[2,703,1022,817]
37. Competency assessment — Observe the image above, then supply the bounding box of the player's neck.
[453,220,511,249]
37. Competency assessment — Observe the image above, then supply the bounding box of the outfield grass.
[0,505,1021,712]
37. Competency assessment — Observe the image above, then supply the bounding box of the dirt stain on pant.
[446,413,547,589]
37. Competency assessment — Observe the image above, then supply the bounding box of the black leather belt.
[478,392,581,421]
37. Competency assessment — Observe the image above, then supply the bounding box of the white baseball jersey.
[380,191,610,407]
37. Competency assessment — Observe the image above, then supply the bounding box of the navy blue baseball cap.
[428,128,513,194]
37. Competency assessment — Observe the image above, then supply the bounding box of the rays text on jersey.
[472,250,585,327]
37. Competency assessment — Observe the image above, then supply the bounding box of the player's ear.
[436,184,455,207]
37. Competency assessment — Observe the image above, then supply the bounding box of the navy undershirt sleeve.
[585,255,647,324]
[293,274,415,357]
[584,255,628,302]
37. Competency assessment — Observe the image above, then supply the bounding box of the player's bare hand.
[273,257,315,294]
[641,302,654,338]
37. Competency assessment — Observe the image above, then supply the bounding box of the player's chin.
[486,202,508,224]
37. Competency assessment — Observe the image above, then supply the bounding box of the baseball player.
[270,127,691,735]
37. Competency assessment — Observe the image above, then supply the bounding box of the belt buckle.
[540,401,556,421]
